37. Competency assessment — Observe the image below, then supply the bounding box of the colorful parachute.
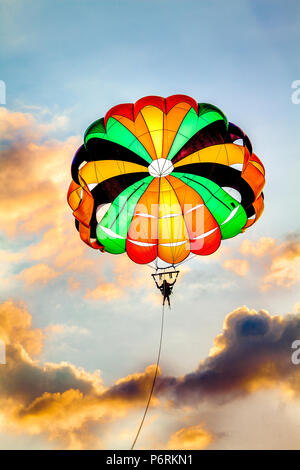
[67,95,265,268]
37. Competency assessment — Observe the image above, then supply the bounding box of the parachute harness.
[131,302,166,450]
[151,268,179,307]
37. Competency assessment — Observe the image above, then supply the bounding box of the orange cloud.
[294,302,300,313]
[0,300,163,449]
[167,424,214,450]
[28,225,94,273]
[0,116,79,237]
[85,280,123,301]
[238,236,300,290]
[0,108,36,140]
[223,258,250,276]
[240,237,276,257]
[0,109,76,241]
[262,257,300,290]
[0,108,101,290]
[0,300,44,356]
[85,255,153,302]
[2,300,300,449]
[261,237,300,290]
[16,263,60,285]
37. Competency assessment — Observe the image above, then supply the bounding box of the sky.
[0,0,300,450]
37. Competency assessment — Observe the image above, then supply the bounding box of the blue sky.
[0,0,300,450]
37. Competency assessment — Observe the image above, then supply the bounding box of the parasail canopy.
[67,95,265,269]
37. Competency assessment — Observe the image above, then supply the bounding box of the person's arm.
[152,276,160,289]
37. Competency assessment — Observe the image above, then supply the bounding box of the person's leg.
[167,296,170,307]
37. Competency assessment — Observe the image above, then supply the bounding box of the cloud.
[0,109,79,237]
[46,323,89,337]
[85,280,123,301]
[2,300,300,449]
[166,424,214,450]
[223,259,250,277]
[27,225,94,273]
[160,306,300,405]
[261,236,300,290]
[0,300,162,449]
[16,263,60,286]
[262,257,300,290]
[0,108,36,141]
[0,107,101,291]
[240,237,276,257]
[294,302,300,314]
[238,235,300,290]
[85,255,151,302]
[0,107,70,142]
[0,300,44,356]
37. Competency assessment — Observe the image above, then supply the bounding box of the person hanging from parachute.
[153,277,176,307]
[67,94,266,449]
[151,269,179,306]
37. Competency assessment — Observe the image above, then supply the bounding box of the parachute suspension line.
[131,303,165,450]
